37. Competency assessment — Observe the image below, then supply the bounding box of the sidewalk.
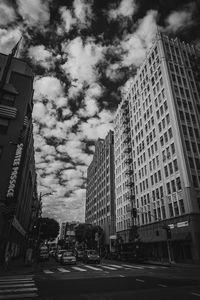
[0,257,40,276]
[143,259,200,268]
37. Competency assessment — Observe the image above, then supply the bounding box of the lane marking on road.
[43,269,54,274]
[0,293,38,299]
[0,275,33,280]
[105,264,123,269]
[136,279,145,282]
[0,283,35,288]
[157,284,167,288]
[191,292,200,297]
[72,266,87,272]
[101,265,117,270]
[83,265,103,271]
[57,267,70,273]
[119,275,125,277]
[0,287,38,293]
[122,264,144,269]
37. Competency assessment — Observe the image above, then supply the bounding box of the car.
[83,250,100,264]
[61,251,77,265]
[55,250,66,262]
[76,250,84,261]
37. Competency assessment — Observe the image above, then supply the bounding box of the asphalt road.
[1,258,200,300]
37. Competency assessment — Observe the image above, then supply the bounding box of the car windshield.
[64,252,73,257]
[87,250,97,255]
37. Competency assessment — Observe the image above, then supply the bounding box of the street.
[0,258,200,299]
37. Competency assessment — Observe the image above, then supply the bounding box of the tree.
[75,223,104,249]
[38,217,59,242]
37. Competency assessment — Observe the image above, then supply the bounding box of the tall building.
[85,131,116,246]
[114,32,200,261]
[0,49,38,260]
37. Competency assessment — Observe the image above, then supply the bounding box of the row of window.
[160,127,173,147]
[166,177,181,194]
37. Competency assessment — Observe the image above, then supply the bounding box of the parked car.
[61,251,77,265]
[76,250,84,261]
[83,250,100,264]
[55,250,66,262]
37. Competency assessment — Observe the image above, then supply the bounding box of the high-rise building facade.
[0,50,38,260]
[114,32,200,261]
[85,130,116,246]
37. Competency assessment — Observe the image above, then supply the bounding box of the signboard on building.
[7,143,23,198]
[177,221,189,228]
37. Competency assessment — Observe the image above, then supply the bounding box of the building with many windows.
[114,32,200,261]
[85,131,116,246]
[0,50,38,260]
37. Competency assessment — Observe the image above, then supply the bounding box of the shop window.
[0,118,9,134]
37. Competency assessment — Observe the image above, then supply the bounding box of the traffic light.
[166,227,171,239]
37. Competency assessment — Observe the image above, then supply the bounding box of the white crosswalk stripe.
[83,265,103,271]
[0,276,38,299]
[122,264,144,269]
[57,267,70,273]
[43,269,54,274]
[100,265,117,270]
[71,266,87,272]
[104,264,123,269]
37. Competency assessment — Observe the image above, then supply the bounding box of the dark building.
[0,49,38,260]
[85,130,116,246]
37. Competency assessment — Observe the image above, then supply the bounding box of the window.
[171,180,176,192]
[176,177,181,190]
[192,175,198,188]
[164,166,168,177]
[0,146,3,159]
[161,206,166,219]
[166,182,171,194]
[174,201,179,216]
[169,162,173,175]
[168,203,174,217]
[1,93,15,106]
[173,159,178,172]
[0,118,9,134]
[179,199,185,214]
[171,143,175,154]
[168,128,173,139]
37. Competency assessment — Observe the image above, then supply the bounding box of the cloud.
[59,7,76,33]
[17,0,50,28]
[165,5,195,33]
[78,110,114,140]
[73,0,93,28]
[120,10,158,67]
[0,1,17,26]
[34,76,64,101]
[28,45,54,69]
[62,37,104,89]
[108,0,137,20]
[0,28,21,54]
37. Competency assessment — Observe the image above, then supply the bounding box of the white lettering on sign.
[168,224,175,229]
[7,143,23,198]
[177,221,189,228]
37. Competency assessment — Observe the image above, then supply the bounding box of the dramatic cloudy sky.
[0,0,200,224]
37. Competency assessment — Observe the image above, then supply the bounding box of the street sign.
[177,221,189,228]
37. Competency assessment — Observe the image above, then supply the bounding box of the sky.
[0,0,200,225]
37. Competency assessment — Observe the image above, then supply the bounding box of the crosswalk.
[42,263,167,275]
[0,275,38,299]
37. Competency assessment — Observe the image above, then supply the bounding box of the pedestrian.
[4,249,11,271]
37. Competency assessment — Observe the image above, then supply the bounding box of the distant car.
[83,250,100,264]
[55,250,66,262]
[61,251,77,265]
[76,250,84,261]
